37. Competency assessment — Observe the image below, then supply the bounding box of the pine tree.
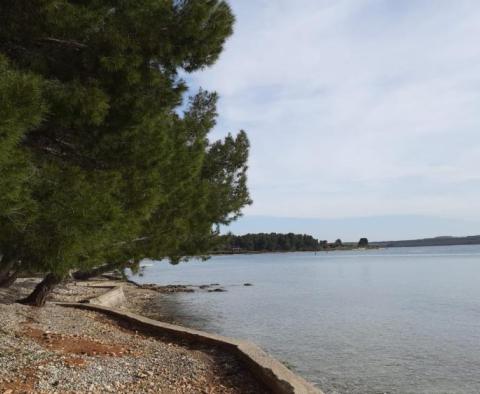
[0,1,250,306]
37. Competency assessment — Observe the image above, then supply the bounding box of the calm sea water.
[132,245,480,393]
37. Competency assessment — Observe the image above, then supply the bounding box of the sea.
[131,245,480,393]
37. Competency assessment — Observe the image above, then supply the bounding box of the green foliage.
[0,0,251,284]
[125,90,251,264]
[218,233,320,253]
[21,164,124,275]
[0,55,45,261]
[358,238,369,247]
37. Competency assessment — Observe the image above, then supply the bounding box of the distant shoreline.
[211,240,480,255]
[210,246,381,255]
[372,235,480,248]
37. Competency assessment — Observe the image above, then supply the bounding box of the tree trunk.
[17,273,63,307]
[72,260,138,281]
[72,262,120,281]
[0,270,18,288]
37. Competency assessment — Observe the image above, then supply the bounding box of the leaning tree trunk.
[71,262,120,281]
[72,260,138,281]
[17,273,63,307]
[0,270,18,288]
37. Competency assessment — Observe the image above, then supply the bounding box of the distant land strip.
[215,233,480,253]
[372,235,480,248]
[214,233,372,253]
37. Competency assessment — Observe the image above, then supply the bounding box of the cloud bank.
[187,0,480,235]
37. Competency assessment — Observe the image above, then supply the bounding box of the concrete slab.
[86,286,126,308]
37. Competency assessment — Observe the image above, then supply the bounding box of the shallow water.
[133,245,480,393]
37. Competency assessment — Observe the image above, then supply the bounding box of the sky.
[186,0,480,241]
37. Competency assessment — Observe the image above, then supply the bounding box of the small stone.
[208,288,227,292]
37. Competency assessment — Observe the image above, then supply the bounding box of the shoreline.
[210,246,381,256]
[0,278,321,393]
[0,278,268,393]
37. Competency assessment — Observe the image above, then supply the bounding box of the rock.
[208,288,226,293]
[243,283,253,286]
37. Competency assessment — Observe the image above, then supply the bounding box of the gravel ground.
[0,280,270,394]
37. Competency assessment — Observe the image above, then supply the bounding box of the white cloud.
[188,0,480,221]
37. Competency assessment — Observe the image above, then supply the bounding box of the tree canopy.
[0,0,251,305]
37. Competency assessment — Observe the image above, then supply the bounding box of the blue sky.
[186,0,480,241]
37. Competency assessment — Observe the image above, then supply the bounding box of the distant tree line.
[215,234,371,253]
[217,233,320,252]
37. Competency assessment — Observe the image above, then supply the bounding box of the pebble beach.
[0,279,269,394]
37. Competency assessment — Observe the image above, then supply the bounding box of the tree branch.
[38,37,87,49]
